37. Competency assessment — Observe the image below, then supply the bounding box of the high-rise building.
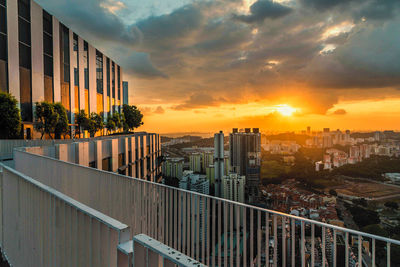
[162,157,184,180]
[222,173,245,203]
[0,0,127,138]
[122,81,128,105]
[307,126,311,134]
[229,128,261,202]
[189,152,202,173]
[214,130,224,197]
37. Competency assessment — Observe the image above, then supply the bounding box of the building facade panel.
[78,36,85,111]
[30,0,44,106]
[88,44,96,114]
[52,16,61,102]
[6,0,20,102]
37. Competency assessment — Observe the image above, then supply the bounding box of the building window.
[18,0,32,122]
[117,66,120,100]
[112,62,115,112]
[106,58,110,115]
[43,10,53,102]
[83,41,89,113]
[59,24,70,114]
[73,33,79,112]
[0,0,8,93]
[96,50,103,114]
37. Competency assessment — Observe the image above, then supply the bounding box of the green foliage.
[75,110,89,137]
[0,92,21,139]
[261,160,289,179]
[384,201,399,210]
[88,113,104,137]
[110,112,125,132]
[106,116,116,135]
[34,102,59,139]
[122,104,143,132]
[345,203,380,228]
[53,103,69,139]
[332,156,400,180]
[362,224,389,237]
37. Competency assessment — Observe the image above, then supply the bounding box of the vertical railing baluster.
[196,195,200,261]
[218,200,222,267]
[250,208,254,267]
[372,238,375,267]
[236,205,240,267]
[322,226,326,267]
[273,215,277,267]
[257,211,261,267]
[333,229,337,267]
[224,202,228,267]
[345,232,349,267]
[207,198,211,266]
[192,194,195,259]
[174,189,178,250]
[311,223,315,267]
[387,242,391,267]
[291,218,295,267]
[178,190,181,252]
[266,212,269,267]
[301,221,305,267]
[282,217,286,267]
[243,207,247,267]
[230,203,234,267]
[183,192,187,255]
[203,196,206,264]
[358,235,362,267]
[212,199,216,267]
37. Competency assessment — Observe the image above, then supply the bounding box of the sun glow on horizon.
[274,104,297,116]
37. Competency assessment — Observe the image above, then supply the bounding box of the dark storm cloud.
[353,0,400,21]
[299,0,357,11]
[234,0,292,23]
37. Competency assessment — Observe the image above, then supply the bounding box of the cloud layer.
[36,0,400,115]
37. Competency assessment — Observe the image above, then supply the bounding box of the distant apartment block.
[229,128,261,202]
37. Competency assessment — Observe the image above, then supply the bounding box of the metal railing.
[12,149,400,266]
[0,164,131,267]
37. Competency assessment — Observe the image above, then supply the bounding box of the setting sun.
[275,104,297,116]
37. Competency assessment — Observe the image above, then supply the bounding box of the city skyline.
[33,0,400,133]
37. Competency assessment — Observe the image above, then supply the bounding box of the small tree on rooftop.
[54,102,69,139]
[75,110,89,138]
[122,104,143,132]
[106,115,116,135]
[34,101,59,139]
[0,92,21,139]
[88,112,104,137]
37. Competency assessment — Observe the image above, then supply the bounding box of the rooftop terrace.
[0,136,399,266]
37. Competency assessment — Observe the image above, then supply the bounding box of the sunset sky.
[37,0,400,133]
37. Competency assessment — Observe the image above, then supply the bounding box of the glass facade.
[0,0,8,93]
[112,62,115,112]
[43,10,53,102]
[106,58,110,114]
[73,33,79,112]
[18,0,32,122]
[59,24,70,115]
[96,50,103,114]
[83,41,89,113]
[117,65,120,100]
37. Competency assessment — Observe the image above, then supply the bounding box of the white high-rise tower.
[214,131,224,197]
